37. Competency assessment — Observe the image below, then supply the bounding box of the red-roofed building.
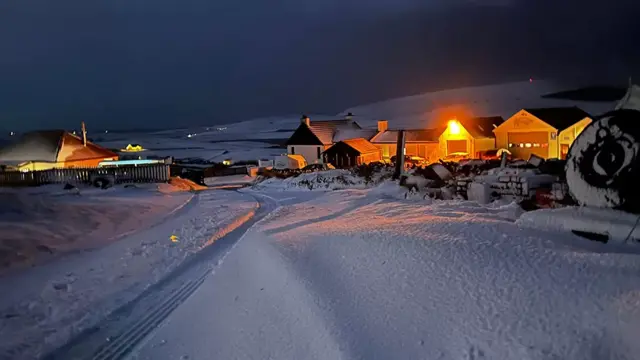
[0,124,118,171]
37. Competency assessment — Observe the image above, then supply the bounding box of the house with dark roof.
[285,113,374,164]
[493,107,592,159]
[370,117,504,163]
[322,138,382,168]
[0,126,118,171]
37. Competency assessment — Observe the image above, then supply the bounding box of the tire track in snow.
[42,191,278,360]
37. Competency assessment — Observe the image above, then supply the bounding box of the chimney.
[81,121,87,146]
[345,112,354,121]
[300,114,310,126]
[377,120,388,132]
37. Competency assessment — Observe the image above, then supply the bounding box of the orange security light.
[447,119,461,135]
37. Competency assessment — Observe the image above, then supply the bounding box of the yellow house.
[370,117,503,162]
[493,107,592,160]
[369,120,443,163]
[438,116,504,158]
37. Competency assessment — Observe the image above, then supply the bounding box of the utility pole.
[393,130,406,180]
[81,121,87,146]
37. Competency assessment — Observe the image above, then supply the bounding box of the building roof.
[459,116,504,138]
[0,130,117,165]
[370,128,443,143]
[333,128,378,142]
[308,120,361,145]
[286,119,362,146]
[524,107,591,131]
[0,130,64,163]
[341,138,380,154]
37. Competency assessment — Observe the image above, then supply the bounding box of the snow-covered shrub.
[350,162,394,185]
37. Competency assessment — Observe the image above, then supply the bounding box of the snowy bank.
[517,206,640,244]
[0,190,258,359]
[0,184,193,273]
[254,169,370,191]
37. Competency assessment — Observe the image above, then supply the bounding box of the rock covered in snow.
[467,182,492,204]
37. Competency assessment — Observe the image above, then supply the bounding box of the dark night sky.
[0,0,638,131]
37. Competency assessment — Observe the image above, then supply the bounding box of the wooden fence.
[0,164,171,187]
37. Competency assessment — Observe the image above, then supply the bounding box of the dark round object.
[565,109,640,213]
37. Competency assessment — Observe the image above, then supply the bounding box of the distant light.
[222,159,232,166]
[9,131,14,136]
[105,130,109,133]
[187,134,192,138]
[72,131,77,135]
[447,119,461,135]
[529,77,533,83]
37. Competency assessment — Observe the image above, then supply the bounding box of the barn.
[493,107,592,160]
[322,138,381,168]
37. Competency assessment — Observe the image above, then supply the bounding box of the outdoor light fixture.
[448,119,461,135]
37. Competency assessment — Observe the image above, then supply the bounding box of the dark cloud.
[0,0,637,131]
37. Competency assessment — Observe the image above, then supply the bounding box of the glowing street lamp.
[448,119,461,135]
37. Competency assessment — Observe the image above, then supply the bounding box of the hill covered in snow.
[339,80,619,130]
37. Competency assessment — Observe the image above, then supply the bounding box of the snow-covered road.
[0,188,260,360]
[127,189,640,360]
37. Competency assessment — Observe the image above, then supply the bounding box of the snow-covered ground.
[0,188,259,359]
[128,187,640,360]
[0,184,193,273]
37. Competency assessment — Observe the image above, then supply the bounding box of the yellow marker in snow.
[170,235,179,243]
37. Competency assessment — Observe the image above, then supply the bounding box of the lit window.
[525,143,532,148]
[519,143,525,148]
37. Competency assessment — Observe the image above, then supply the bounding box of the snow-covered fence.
[0,164,171,187]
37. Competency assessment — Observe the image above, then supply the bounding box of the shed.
[322,138,381,168]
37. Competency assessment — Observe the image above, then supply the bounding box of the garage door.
[447,140,467,154]
[508,132,549,159]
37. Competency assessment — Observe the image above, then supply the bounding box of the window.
[291,147,295,154]
[317,147,321,159]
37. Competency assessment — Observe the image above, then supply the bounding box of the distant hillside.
[340,81,618,130]
[541,86,627,102]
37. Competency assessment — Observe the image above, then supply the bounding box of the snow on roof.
[0,130,63,163]
[341,138,380,154]
[333,128,378,142]
[524,107,591,131]
[308,120,361,145]
[370,129,443,143]
[459,116,504,138]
